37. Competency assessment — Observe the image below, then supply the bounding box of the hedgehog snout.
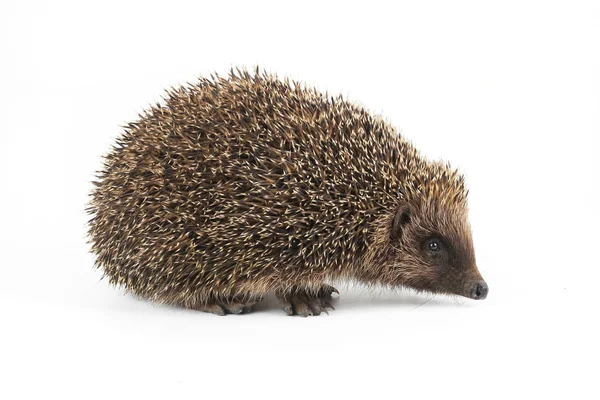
[468,281,488,300]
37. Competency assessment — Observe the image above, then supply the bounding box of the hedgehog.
[87,68,488,316]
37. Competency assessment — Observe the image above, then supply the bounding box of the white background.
[1,1,598,399]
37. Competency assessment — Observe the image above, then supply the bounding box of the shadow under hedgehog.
[87,68,488,316]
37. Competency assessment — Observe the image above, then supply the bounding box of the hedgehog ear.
[391,205,411,240]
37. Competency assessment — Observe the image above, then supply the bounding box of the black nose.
[469,281,488,300]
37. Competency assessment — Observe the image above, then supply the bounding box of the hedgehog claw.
[308,300,322,316]
[322,300,335,311]
[294,301,312,317]
[318,284,339,299]
[277,285,339,317]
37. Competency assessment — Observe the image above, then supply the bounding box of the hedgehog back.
[88,72,412,301]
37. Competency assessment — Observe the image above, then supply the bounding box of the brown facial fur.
[360,162,484,298]
[87,68,486,314]
[389,193,482,297]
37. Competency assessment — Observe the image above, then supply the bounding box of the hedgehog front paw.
[276,284,339,317]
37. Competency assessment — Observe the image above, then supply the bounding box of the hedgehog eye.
[428,241,440,252]
[424,237,447,254]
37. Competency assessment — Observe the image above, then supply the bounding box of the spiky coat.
[88,69,469,309]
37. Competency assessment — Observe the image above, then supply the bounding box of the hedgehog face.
[388,202,488,300]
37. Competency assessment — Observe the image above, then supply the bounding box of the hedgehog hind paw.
[194,298,261,316]
[198,303,227,316]
[277,285,338,317]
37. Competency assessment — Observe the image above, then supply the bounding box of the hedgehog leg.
[195,303,227,316]
[276,284,338,317]
[190,296,262,316]
[221,298,261,314]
